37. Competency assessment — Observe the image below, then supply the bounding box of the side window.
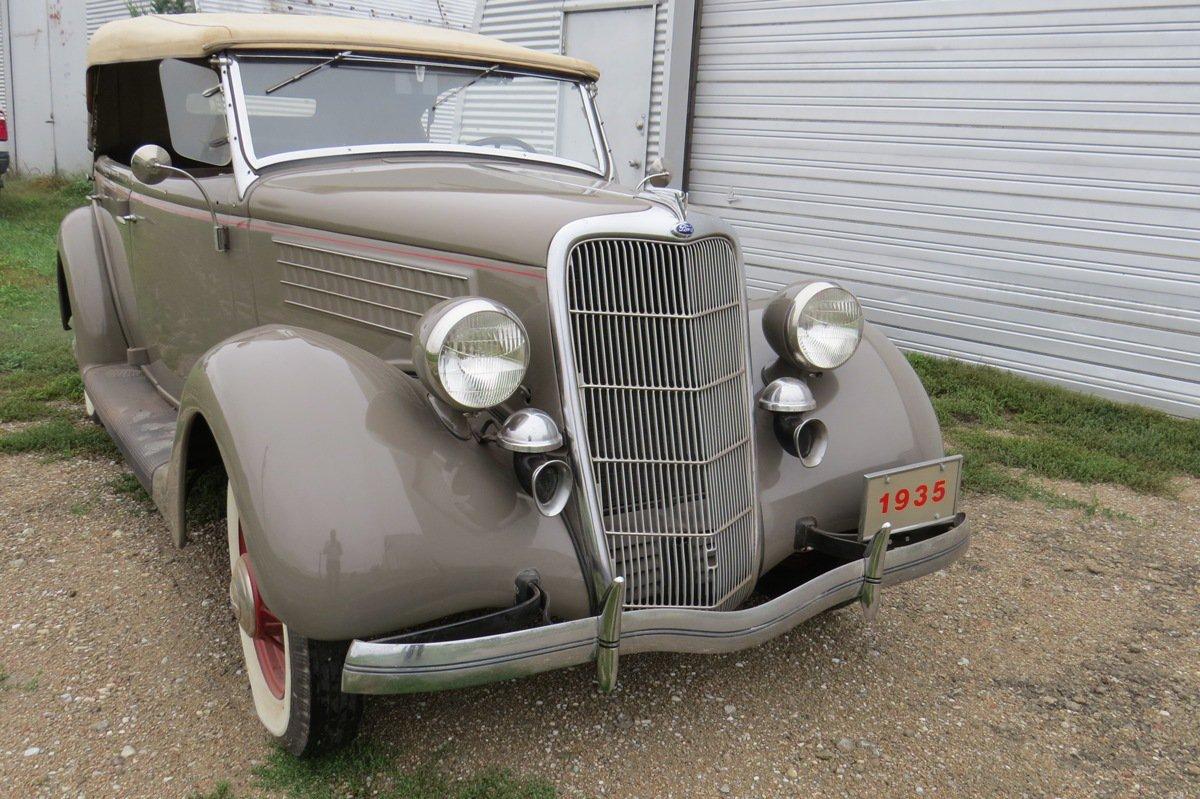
[159,59,231,167]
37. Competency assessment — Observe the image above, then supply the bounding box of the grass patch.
[0,177,97,457]
[0,418,115,458]
[909,353,1200,500]
[188,784,234,799]
[107,472,155,510]
[254,744,557,799]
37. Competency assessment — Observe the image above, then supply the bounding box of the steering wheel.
[469,135,537,153]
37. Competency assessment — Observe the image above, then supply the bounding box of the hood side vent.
[274,238,469,337]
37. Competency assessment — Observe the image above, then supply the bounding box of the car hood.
[246,157,654,267]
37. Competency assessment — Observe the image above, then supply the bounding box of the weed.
[254,744,557,799]
[188,783,234,799]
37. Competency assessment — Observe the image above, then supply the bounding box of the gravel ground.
[1,451,1197,798]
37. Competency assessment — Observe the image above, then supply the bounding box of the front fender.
[751,309,945,573]
[57,206,126,369]
[168,326,590,640]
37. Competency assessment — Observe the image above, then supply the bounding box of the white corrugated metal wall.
[196,0,476,29]
[87,1,134,35]
[687,0,1200,417]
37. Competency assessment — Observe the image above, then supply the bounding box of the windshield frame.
[227,52,610,178]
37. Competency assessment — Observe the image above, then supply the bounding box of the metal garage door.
[476,0,671,177]
[687,0,1200,417]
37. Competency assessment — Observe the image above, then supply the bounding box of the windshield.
[232,55,604,174]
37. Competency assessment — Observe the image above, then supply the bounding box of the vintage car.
[60,13,968,755]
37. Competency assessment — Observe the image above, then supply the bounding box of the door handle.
[117,214,142,225]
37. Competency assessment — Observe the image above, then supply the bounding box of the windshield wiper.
[265,50,353,94]
[429,63,502,116]
[424,63,502,138]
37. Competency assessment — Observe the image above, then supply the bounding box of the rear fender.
[164,325,589,641]
[57,206,126,368]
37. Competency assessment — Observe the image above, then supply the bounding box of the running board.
[82,364,178,493]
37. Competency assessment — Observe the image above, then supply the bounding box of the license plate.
[859,455,962,540]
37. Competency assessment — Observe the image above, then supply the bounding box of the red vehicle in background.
[0,109,8,186]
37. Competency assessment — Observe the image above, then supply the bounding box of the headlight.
[763,281,863,370]
[414,297,529,410]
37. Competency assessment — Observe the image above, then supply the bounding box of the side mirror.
[128,143,230,252]
[130,144,173,186]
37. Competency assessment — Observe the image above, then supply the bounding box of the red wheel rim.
[239,523,287,700]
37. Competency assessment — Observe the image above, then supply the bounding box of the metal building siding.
[469,0,564,152]
[688,0,1200,417]
[196,1,476,29]
[87,1,132,36]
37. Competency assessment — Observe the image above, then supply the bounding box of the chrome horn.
[514,454,573,517]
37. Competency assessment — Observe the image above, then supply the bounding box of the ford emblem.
[673,221,694,237]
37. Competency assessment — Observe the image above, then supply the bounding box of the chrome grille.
[564,237,758,609]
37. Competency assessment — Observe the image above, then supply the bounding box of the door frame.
[559,0,660,185]
[557,0,700,191]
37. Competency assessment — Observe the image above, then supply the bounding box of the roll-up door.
[687,0,1200,416]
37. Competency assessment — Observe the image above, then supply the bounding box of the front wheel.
[226,483,362,756]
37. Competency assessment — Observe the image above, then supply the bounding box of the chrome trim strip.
[277,259,457,301]
[588,436,750,466]
[340,517,970,694]
[281,300,413,336]
[568,300,740,320]
[279,280,426,317]
[216,57,257,200]
[580,368,742,393]
[276,239,472,283]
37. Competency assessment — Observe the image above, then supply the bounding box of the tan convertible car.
[59,13,968,755]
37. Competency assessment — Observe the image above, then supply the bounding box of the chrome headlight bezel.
[413,297,530,411]
[763,280,864,371]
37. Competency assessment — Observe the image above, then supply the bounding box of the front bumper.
[341,514,970,695]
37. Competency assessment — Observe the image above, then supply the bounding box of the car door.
[127,174,246,397]
[123,58,251,399]
[90,157,144,349]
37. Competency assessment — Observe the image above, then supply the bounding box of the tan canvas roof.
[87,13,599,80]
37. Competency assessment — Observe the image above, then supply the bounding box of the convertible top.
[86,13,599,81]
